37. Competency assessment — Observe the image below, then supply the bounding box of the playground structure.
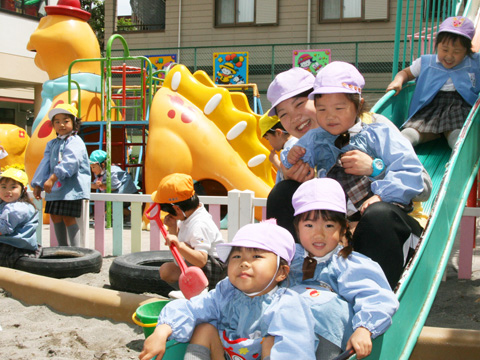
[3,0,480,359]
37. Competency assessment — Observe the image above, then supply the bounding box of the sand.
[0,240,479,360]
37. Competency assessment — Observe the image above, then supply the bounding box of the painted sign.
[213,52,249,85]
[292,49,331,75]
[145,54,177,80]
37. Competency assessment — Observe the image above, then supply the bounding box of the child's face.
[437,38,467,69]
[0,179,23,203]
[52,114,74,136]
[276,96,318,139]
[90,163,103,176]
[227,247,285,296]
[315,93,358,136]
[264,130,285,152]
[297,213,345,257]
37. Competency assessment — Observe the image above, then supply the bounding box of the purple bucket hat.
[438,16,475,41]
[216,219,296,265]
[308,61,365,100]
[267,67,315,116]
[292,178,346,216]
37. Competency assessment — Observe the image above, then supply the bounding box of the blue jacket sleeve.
[157,279,231,343]
[333,253,399,338]
[263,289,317,359]
[31,141,53,188]
[364,124,424,204]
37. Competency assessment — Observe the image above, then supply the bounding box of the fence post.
[239,190,255,228]
[77,199,90,248]
[112,201,123,256]
[94,200,106,255]
[227,190,241,242]
[33,197,43,246]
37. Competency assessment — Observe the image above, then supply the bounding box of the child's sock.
[447,129,461,149]
[67,223,80,247]
[184,344,211,360]
[401,128,421,146]
[53,222,68,246]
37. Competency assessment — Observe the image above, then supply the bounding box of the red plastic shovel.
[146,203,209,299]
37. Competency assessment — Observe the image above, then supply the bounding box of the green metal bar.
[271,45,275,80]
[392,0,404,78]
[402,0,411,68]
[409,0,418,65]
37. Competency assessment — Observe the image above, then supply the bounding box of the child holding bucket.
[152,173,226,296]
[139,220,317,360]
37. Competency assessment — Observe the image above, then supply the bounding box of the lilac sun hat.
[292,178,346,216]
[438,16,475,41]
[308,61,365,100]
[267,67,315,116]
[216,219,296,265]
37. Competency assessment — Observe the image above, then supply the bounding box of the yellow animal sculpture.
[146,65,274,209]
[0,124,30,170]
[24,0,103,182]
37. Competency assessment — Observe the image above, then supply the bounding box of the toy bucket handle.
[131,312,157,328]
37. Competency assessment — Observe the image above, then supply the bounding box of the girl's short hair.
[0,177,35,207]
[293,209,353,258]
[51,113,82,132]
[435,32,474,57]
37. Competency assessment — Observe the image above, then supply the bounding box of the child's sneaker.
[168,290,186,299]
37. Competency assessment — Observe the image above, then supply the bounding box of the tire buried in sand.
[109,251,175,297]
[14,246,103,278]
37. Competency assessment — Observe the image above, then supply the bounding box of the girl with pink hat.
[387,16,480,148]
[280,61,425,289]
[290,178,399,359]
[139,220,317,360]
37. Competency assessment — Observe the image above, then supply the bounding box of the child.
[31,103,91,247]
[89,149,138,194]
[139,221,316,360]
[259,111,298,183]
[387,16,480,149]
[281,61,425,288]
[152,173,226,295]
[290,178,399,359]
[0,168,40,268]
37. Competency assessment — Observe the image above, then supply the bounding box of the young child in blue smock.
[387,16,480,149]
[139,220,317,360]
[290,178,399,359]
[0,168,39,268]
[282,61,425,289]
[31,104,90,247]
[89,149,138,194]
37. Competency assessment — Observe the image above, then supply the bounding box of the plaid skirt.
[45,199,83,218]
[0,242,41,268]
[404,91,471,133]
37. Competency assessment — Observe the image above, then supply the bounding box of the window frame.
[318,0,389,23]
[0,0,46,19]
[113,0,165,34]
[214,0,278,28]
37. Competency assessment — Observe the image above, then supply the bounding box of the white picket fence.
[32,190,267,256]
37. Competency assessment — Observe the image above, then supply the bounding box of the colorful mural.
[292,49,331,75]
[145,54,177,80]
[213,52,249,85]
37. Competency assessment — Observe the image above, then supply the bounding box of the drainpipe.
[307,0,311,49]
[177,0,182,63]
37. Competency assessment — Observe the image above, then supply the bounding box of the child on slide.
[290,178,399,359]
[139,221,317,360]
[387,16,480,149]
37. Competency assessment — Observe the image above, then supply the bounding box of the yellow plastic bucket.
[132,300,188,359]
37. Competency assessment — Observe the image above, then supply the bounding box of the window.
[0,0,47,18]
[319,0,389,22]
[116,0,165,32]
[215,0,278,27]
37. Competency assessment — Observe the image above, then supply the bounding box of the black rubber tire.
[14,246,103,279]
[108,251,175,296]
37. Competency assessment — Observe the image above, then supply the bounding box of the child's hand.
[165,234,182,249]
[287,146,305,165]
[346,327,372,359]
[138,324,172,360]
[43,179,54,193]
[163,214,177,230]
[360,195,382,214]
[33,186,42,200]
[386,68,414,96]
[269,149,280,170]
[281,161,315,183]
[341,151,374,176]
[386,79,403,96]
